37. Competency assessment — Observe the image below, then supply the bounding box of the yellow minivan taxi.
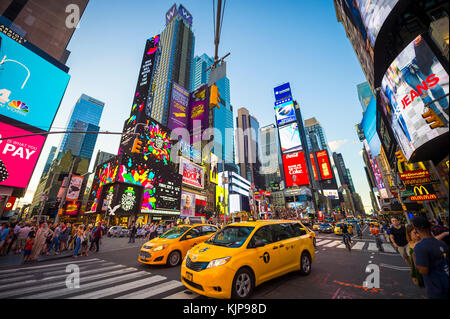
[180,220,315,299]
[138,224,218,267]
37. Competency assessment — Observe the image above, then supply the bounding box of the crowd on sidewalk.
[0,221,107,263]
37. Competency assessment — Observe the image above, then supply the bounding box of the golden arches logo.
[413,186,429,196]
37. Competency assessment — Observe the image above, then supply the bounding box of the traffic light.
[422,109,444,129]
[209,84,220,109]
[395,150,407,163]
[131,138,143,153]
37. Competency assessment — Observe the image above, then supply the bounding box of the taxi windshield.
[159,226,191,239]
[206,226,254,248]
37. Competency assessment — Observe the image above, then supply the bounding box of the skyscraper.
[304,117,329,152]
[59,94,104,161]
[191,54,234,166]
[42,146,57,177]
[356,81,373,113]
[333,152,355,193]
[260,124,282,191]
[148,4,195,126]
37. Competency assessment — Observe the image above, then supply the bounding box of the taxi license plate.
[186,271,193,282]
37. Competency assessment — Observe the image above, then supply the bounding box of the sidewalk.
[0,236,147,268]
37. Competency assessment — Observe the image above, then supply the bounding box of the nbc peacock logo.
[8,101,29,113]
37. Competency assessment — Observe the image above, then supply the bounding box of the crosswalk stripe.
[116,280,184,299]
[164,290,200,299]
[316,240,332,246]
[0,264,122,290]
[0,258,101,274]
[336,243,346,248]
[69,275,166,299]
[2,267,138,299]
[22,270,148,299]
[382,243,396,253]
[367,243,378,251]
[324,241,341,247]
[352,242,366,250]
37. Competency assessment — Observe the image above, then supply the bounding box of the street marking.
[336,243,346,248]
[0,258,101,274]
[380,263,410,271]
[367,243,378,252]
[164,290,200,299]
[21,270,148,299]
[324,241,341,247]
[316,240,332,246]
[117,280,184,299]
[70,275,166,299]
[382,244,396,253]
[352,242,365,250]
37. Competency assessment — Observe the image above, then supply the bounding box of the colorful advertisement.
[65,202,80,216]
[168,82,190,131]
[380,35,449,161]
[4,196,16,211]
[361,95,381,156]
[409,184,437,201]
[180,191,196,217]
[279,122,302,154]
[66,175,84,201]
[282,151,310,187]
[275,98,296,126]
[138,120,173,165]
[216,186,228,215]
[363,139,388,199]
[274,83,292,101]
[189,85,209,143]
[180,157,204,189]
[0,32,70,131]
[179,139,201,164]
[210,153,219,184]
[323,189,339,200]
[315,150,333,180]
[310,153,319,181]
[0,121,45,189]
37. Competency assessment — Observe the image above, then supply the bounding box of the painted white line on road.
[367,243,378,252]
[380,263,410,271]
[331,288,341,299]
[336,243,346,248]
[324,241,341,248]
[117,280,184,299]
[70,275,166,299]
[352,242,365,250]
[164,289,200,299]
[0,258,101,274]
[382,243,396,253]
[316,240,332,246]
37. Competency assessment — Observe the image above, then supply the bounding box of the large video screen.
[0,32,70,131]
[282,151,310,187]
[316,150,333,180]
[168,82,190,131]
[380,35,449,160]
[279,122,302,154]
[179,157,205,189]
[275,99,296,126]
[361,95,382,156]
[0,120,45,189]
[180,191,196,217]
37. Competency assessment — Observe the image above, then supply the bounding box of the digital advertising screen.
[210,153,219,184]
[138,120,174,166]
[189,84,209,143]
[274,83,292,101]
[315,150,333,180]
[180,191,196,217]
[282,151,310,187]
[0,32,70,131]
[168,82,190,131]
[179,157,205,189]
[114,183,144,216]
[275,98,296,126]
[380,35,449,161]
[310,153,319,181]
[361,95,382,157]
[278,122,302,154]
[323,189,339,200]
[363,139,388,199]
[66,175,84,201]
[0,120,45,189]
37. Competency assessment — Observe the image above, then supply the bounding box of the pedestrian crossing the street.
[0,258,200,299]
[315,239,396,253]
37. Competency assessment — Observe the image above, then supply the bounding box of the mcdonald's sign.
[409,185,437,201]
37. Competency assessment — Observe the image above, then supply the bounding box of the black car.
[318,223,334,233]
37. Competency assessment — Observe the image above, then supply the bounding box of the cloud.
[329,139,349,151]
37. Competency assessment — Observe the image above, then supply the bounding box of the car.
[318,223,334,233]
[180,220,315,299]
[138,224,218,267]
[334,223,353,235]
[312,223,322,231]
[107,226,129,237]
[300,219,311,226]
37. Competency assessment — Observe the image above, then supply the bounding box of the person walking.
[156,222,164,237]
[15,223,31,254]
[389,217,410,266]
[370,223,384,252]
[59,223,70,252]
[22,232,35,264]
[150,222,157,239]
[81,225,92,257]
[406,224,425,288]
[412,216,449,299]
[47,223,63,255]
[90,223,103,252]
[129,222,137,244]
[0,223,12,256]
[30,222,50,261]
[72,225,85,258]
[6,223,21,255]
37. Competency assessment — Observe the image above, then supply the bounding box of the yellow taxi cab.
[180,220,315,299]
[312,223,321,231]
[334,223,353,235]
[138,224,218,267]
[368,220,379,227]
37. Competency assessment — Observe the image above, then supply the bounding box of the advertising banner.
[65,201,80,216]
[279,122,302,154]
[66,175,84,201]
[180,157,205,189]
[115,183,144,216]
[323,189,339,200]
[216,186,228,215]
[4,196,16,211]
[180,191,196,217]
[210,153,219,184]
[316,150,333,180]
[361,96,381,156]
[408,184,437,201]
[275,98,296,126]
[363,140,388,199]
[282,151,310,187]
[179,139,202,164]
[309,153,319,181]
[274,83,292,101]
[137,120,174,165]
[189,84,209,143]
[0,32,70,131]
[0,121,45,189]
[168,82,190,131]
[380,35,449,161]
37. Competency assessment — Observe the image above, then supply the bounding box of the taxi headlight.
[143,245,153,250]
[206,256,231,269]
[152,244,168,252]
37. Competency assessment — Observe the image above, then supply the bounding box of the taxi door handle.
[279,244,284,248]
[273,246,278,250]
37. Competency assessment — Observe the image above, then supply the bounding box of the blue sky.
[25,0,373,212]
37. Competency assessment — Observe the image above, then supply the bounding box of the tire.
[313,238,316,247]
[299,252,312,276]
[167,250,181,267]
[231,268,254,299]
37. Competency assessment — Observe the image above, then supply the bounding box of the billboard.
[180,191,196,217]
[282,151,310,187]
[210,153,219,184]
[179,139,201,164]
[363,139,388,199]
[0,121,45,189]
[380,35,449,161]
[66,175,84,201]
[361,95,381,156]
[315,150,333,180]
[275,98,296,126]
[4,197,16,211]
[216,186,228,215]
[274,83,292,101]
[309,153,319,181]
[180,157,204,189]
[189,85,209,143]
[279,122,302,154]
[0,32,70,131]
[138,120,173,165]
[168,82,190,131]
[323,189,339,200]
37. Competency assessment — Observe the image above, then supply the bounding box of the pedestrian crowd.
[0,221,106,263]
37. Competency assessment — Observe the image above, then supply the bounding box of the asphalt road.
[0,225,426,299]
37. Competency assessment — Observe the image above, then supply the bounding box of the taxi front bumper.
[138,248,168,265]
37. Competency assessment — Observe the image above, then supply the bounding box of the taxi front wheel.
[167,251,181,267]
[231,268,254,299]
[299,252,312,276]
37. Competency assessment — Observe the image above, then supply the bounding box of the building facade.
[42,146,57,177]
[333,152,355,193]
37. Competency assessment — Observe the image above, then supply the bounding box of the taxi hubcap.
[170,252,180,265]
[302,256,310,272]
[236,273,251,297]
